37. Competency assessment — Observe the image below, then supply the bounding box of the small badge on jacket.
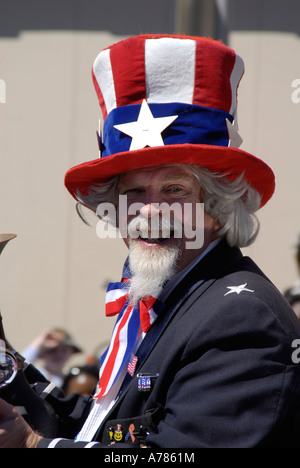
[137,373,159,392]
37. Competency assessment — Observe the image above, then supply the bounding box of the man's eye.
[167,186,184,193]
[122,188,144,195]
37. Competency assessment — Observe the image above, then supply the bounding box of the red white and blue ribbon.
[94,261,163,399]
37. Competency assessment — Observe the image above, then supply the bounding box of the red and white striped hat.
[64,34,275,208]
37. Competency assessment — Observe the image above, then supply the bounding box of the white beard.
[128,239,180,304]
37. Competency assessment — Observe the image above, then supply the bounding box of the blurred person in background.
[284,285,300,321]
[62,365,99,397]
[22,328,82,388]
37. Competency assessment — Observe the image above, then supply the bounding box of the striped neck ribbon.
[94,260,163,399]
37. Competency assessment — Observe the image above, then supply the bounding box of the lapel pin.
[113,424,123,442]
[137,373,159,392]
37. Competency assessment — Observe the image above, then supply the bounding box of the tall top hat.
[64,34,275,208]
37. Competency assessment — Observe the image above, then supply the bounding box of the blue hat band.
[100,102,232,158]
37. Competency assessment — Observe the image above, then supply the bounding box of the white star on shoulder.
[224,283,254,296]
[114,99,178,151]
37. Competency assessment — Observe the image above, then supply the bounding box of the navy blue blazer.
[35,240,300,448]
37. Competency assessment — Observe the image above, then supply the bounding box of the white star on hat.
[226,118,243,149]
[224,283,254,296]
[114,100,178,151]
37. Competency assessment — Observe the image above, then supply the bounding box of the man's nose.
[139,200,161,219]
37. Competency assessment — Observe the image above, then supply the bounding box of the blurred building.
[0,0,299,359]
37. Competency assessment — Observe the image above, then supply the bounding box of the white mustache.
[127,213,183,240]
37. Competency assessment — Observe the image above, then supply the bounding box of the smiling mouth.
[139,236,168,244]
[138,230,176,244]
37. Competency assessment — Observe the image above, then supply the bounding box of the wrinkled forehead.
[118,164,197,186]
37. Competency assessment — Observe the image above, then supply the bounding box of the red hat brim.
[64,143,275,209]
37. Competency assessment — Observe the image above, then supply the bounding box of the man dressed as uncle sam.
[1,34,300,448]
